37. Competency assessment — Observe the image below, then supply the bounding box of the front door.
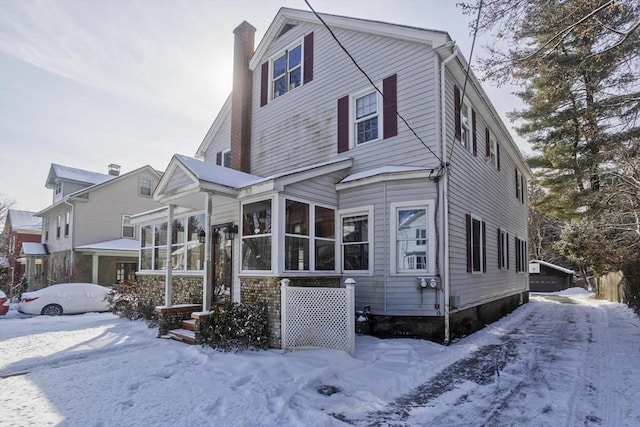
[212,225,233,304]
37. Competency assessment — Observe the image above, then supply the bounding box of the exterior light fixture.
[224,224,238,241]
[198,229,206,244]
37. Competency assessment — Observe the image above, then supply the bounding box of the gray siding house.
[36,163,162,287]
[135,8,532,344]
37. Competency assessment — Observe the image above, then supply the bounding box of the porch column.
[91,255,99,284]
[202,193,212,312]
[165,204,174,307]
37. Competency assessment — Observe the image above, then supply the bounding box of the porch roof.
[21,242,48,256]
[75,238,139,257]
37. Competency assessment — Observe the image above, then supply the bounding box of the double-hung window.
[272,44,302,99]
[391,202,435,274]
[488,131,498,168]
[223,150,231,168]
[515,237,528,273]
[44,219,49,241]
[140,177,152,196]
[355,91,379,145]
[122,215,134,239]
[56,215,61,239]
[466,214,486,273]
[340,207,372,273]
[55,182,62,195]
[64,211,70,237]
[461,100,470,149]
[498,228,509,269]
[242,200,272,271]
[284,199,335,271]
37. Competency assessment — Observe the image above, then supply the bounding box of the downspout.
[440,43,459,345]
[63,199,74,282]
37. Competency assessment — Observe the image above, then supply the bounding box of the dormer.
[45,163,116,203]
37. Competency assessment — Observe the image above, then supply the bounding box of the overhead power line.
[304,0,445,166]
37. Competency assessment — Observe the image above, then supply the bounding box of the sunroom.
[133,154,353,345]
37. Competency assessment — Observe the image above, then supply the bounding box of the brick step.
[167,328,196,345]
[181,318,196,332]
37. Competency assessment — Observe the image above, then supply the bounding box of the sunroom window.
[272,44,301,99]
[284,200,335,271]
[242,200,272,271]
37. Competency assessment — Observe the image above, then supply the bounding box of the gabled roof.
[249,7,450,71]
[529,260,575,275]
[7,210,42,232]
[45,164,114,189]
[37,165,162,216]
[195,94,232,159]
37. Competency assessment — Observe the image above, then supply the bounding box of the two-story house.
[2,209,42,294]
[36,163,162,287]
[134,8,532,345]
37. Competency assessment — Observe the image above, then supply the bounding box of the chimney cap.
[233,21,256,35]
[108,164,121,176]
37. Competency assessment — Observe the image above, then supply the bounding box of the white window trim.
[122,214,135,239]
[470,214,484,274]
[240,195,277,275]
[137,210,206,273]
[279,196,338,274]
[338,205,374,276]
[269,39,304,103]
[499,227,508,270]
[222,149,231,168]
[487,129,498,168]
[390,200,436,275]
[349,85,383,148]
[139,176,152,197]
[460,98,471,150]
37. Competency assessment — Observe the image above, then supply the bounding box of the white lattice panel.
[281,282,355,355]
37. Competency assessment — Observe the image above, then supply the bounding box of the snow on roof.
[21,242,48,256]
[175,155,263,188]
[529,260,575,275]
[76,238,140,251]
[8,210,42,232]
[340,166,431,183]
[48,164,115,188]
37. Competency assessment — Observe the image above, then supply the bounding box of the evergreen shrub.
[199,302,268,351]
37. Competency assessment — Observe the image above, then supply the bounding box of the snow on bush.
[199,302,268,351]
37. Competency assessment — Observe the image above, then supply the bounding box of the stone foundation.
[369,291,529,343]
[136,274,204,308]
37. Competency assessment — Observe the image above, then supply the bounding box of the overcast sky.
[0,0,530,212]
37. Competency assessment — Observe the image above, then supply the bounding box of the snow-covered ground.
[1,289,639,426]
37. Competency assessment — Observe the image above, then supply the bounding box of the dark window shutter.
[515,168,520,199]
[337,96,350,153]
[216,152,222,166]
[482,221,487,273]
[497,143,501,170]
[485,127,491,157]
[506,233,510,270]
[497,228,502,269]
[260,62,269,107]
[466,214,472,273]
[472,110,477,156]
[515,236,520,272]
[521,176,526,203]
[454,85,461,141]
[303,32,314,84]
[383,74,398,139]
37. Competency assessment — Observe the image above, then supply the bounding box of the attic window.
[55,182,62,195]
[272,43,302,99]
[277,23,296,38]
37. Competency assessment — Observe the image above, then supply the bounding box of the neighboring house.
[529,260,575,292]
[134,8,532,345]
[2,210,42,294]
[36,163,162,287]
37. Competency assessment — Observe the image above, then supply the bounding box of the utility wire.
[304,0,444,167]
[448,0,484,164]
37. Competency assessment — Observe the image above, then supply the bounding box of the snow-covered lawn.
[1,289,639,426]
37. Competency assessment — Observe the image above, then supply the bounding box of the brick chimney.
[230,21,256,173]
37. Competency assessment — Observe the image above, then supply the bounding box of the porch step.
[181,318,196,332]
[167,328,196,345]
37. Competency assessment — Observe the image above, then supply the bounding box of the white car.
[18,283,111,316]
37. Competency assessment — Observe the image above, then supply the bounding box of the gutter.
[439,42,459,345]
